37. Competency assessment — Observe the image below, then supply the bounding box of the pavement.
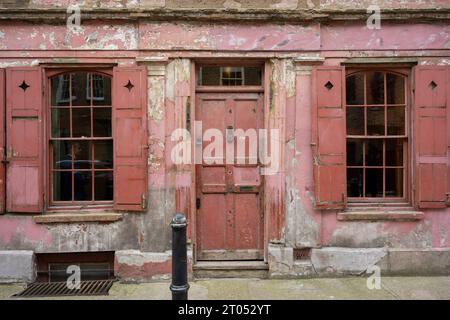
[1,276,449,300]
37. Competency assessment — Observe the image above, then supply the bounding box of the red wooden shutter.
[414,66,449,209]
[112,66,148,211]
[5,67,43,213]
[312,66,346,209]
[0,69,5,213]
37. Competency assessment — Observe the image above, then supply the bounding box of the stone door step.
[193,261,269,279]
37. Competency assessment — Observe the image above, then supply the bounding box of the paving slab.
[1,277,449,300]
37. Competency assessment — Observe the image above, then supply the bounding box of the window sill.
[337,210,424,222]
[34,212,123,224]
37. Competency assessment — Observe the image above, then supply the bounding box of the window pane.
[93,108,112,137]
[51,108,70,138]
[94,141,113,169]
[94,172,113,201]
[366,72,385,105]
[51,75,70,106]
[244,67,262,85]
[53,141,72,170]
[73,141,92,169]
[386,73,405,104]
[53,171,72,201]
[74,171,92,201]
[72,108,91,137]
[222,67,243,86]
[387,107,405,135]
[347,139,363,166]
[365,169,383,197]
[346,74,364,105]
[346,107,364,135]
[347,168,363,197]
[199,66,262,86]
[367,107,385,135]
[386,168,403,197]
[90,74,112,106]
[386,139,403,166]
[365,140,383,166]
[71,72,91,106]
[199,67,220,85]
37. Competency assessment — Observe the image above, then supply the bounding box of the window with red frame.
[50,72,113,204]
[346,71,407,199]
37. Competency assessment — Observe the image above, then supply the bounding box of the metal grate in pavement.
[13,280,115,298]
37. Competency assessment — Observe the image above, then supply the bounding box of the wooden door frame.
[189,59,272,263]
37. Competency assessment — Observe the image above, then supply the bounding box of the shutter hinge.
[446,193,450,207]
[2,146,12,164]
[141,193,148,210]
[0,147,6,164]
[196,198,201,210]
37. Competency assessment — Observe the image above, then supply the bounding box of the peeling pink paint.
[139,23,321,51]
[0,2,448,282]
[0,216,52,245]
[0,21,138,50]
[321,22,450,51]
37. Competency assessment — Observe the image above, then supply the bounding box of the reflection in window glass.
[50,72,113,203]
[94,141,113,169]
[51,108,70,138]
[366,169,383,197]
[346,74,365,105]
[93,109,112,137]
[386,168,403,197]
[346,139,363,166]
[346,107,365,135]
[95,172,113,201]
[51,74,71,106]
[71,72,91,106]
[365,140,383,166]
[387,107,405,135]
[345,71,407,199]
[72,108,91,137]
[366,71,385,105]
[386,139,403,166]
[199,66,262,86]
[347,168,363,197]
[367,107,385,136]
[387,73,405,104]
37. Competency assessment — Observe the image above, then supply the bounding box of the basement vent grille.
[13,280,115,298]
[293,248,311,261]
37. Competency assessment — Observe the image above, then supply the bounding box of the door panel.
[196,93,264,261]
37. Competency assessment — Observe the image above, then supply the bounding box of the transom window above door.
[50,72,113,204]
[198,66,262,86]
[346,71,408,200]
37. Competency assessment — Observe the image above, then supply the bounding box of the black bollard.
[170,213,189,300]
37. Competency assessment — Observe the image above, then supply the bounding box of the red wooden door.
[196,93,264,261]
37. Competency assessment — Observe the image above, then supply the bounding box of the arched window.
[50,72,113,204]
[346,71,407,199]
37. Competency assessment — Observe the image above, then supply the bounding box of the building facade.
[0,0,449,282]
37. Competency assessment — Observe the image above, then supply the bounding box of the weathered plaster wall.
[0,14,448,256]
[0,21,139,51]
[0,213,171,253]
[1,20,448,52]
[3,0,449,10]
[321,210,450,249]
